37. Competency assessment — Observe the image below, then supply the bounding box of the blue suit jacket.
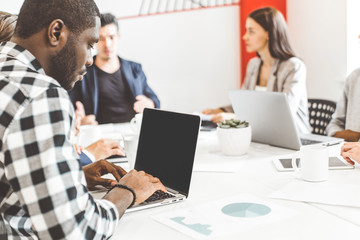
[79,152,92,166]
[68,57,160,117]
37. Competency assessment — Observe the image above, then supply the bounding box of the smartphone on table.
[273,156,354,172]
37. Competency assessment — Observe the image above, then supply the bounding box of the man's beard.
[49,36,79,90]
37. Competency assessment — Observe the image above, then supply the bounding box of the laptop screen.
[228,90,342,150]
[229,90,302,150]
[134,108,200,197]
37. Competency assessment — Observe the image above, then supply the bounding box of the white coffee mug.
[78,125,101,148]
[130,113,143,134]
[292,145,329,182]
[124,135,139,169]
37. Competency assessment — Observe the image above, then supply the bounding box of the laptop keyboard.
[143,190,174,204]
[300,138,322,145]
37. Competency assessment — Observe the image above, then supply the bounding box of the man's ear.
[47,19,69,47]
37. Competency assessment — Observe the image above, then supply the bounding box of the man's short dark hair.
[100,13,119,31]
[15,0,100,39]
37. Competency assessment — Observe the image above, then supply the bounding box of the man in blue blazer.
[69,13,160,124]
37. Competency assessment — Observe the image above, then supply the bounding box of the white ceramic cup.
[78,125,101,148]
[130,113,143,134]
[217,125,252,156]
[292,145,329,182]
[124,135,139,169]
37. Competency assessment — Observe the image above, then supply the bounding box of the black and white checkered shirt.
[0,42,119,239]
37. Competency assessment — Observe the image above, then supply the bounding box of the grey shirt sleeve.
[326,86,347,137]
[325,68,360,137]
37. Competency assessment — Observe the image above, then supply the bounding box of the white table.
[94,126,360,239]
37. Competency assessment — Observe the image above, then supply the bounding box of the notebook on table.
[228,90,343,150]
[127,108,201,212]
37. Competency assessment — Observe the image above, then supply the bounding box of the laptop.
[228,90,343,150]
[127,108,201,212]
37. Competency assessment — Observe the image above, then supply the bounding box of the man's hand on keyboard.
[83,160,127,189]
[119,170,167,205]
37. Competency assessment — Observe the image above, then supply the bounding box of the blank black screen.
[134,108,200,197]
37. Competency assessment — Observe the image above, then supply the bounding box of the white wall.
[0,0,23,14]
[1,0,240,113]
[95,1,240,112]
[346,0,360,75]
[287,0,347,102]
[3,0,352,108]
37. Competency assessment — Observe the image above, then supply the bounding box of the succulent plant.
[218,119,249,129]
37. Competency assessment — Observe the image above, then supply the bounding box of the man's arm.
[4,88,119,239]
[74,101,97,136]
[79,151,93,166]
[103,169,166,217]
[83,160,127,188]
[134,63,160,108]
[133,95,155,113]
[333,130,360,142]
[326,78,348,137]
[84,139,125,162]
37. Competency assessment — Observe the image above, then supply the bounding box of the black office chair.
[308,99,336,136]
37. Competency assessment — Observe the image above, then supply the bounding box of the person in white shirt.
[73,101,125,165]
[326,68,360,142]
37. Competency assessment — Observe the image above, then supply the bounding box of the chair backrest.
[308,98,336,136]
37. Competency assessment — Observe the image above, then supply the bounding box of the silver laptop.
[127,108,201,212]
[228,90,343,150]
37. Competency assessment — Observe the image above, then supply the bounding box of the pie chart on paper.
[221,202,271,218]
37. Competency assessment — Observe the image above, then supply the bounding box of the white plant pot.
[217,125,252,156]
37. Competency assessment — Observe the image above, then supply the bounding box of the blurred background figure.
[69,13,160,125]
[202,7,310,134]
[326,34,360,142]
[0,11,17,42]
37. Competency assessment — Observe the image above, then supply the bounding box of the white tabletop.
[93,126,360,239]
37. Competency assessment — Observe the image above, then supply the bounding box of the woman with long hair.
[203,7,310,133]
[0,11,17,42]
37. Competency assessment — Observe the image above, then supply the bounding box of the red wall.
[239,0,287,84]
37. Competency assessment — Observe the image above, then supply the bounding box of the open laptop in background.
[127,108,201,212]
[228,90,343,150]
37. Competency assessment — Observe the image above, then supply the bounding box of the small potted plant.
[217,119,252,156]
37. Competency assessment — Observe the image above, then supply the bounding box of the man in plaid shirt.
[0,0,166,239]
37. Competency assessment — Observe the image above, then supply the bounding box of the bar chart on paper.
[170,217,212,236]
[153,194,298,239]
